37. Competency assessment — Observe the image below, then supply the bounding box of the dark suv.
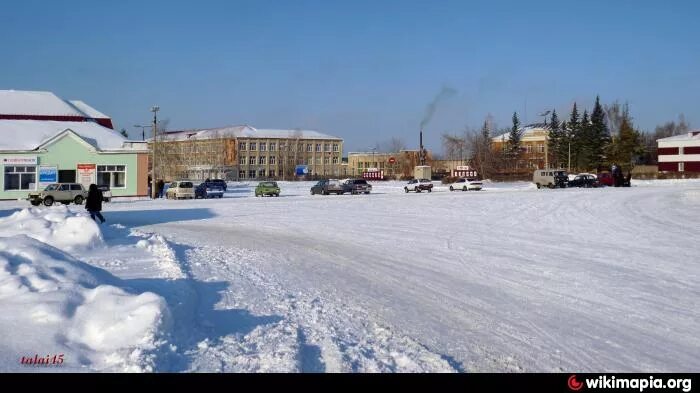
[343,179,372,194]
[207,179,227,191]
[310,179,346,195]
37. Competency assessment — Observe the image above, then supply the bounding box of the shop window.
[3,165,36,190]
[96,165,126,188]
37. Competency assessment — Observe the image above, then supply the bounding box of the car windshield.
[44,184,59,191]
[260,182,275,187]
[179,182,193,188]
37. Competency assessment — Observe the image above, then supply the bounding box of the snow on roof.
[0,90,86,117]
[159,125,342,141]
[657,131,700,142]
[68,100,110,119]
[0,120,134,151]
[492,125,549,142]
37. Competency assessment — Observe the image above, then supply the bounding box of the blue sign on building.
[295,165,309,176]
[39,166,58,183]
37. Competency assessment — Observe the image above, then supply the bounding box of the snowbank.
[0,208,172,372]
[0,205,103,251]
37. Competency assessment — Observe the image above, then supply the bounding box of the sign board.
[388,157,396,164]
[38,166,58,187]
[2,156,38,165]
[455,165,471,171]
[77,163,96,188]
[362,170,384,180]
[295,165,309,176]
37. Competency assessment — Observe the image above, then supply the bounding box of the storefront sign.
[295,165,309,176]
[77,163,96,188]
[2,156,38,165]
[39,166,58,185]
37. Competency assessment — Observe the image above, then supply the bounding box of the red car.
[597,172,614,187]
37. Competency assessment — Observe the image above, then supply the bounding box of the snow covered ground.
[0,179,698,372]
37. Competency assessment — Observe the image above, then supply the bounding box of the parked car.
[533,169,569,189]
[195,182,225,199]
[342,179,372,194]
[97,185,112,202]
[310,179,346,195]
[207,179,228,191]
[255,181,280,197]
[449,178,483,191]
[404,179,433,193]
[166,181,195,199]
[28,183,88,206]
[568,174,600,188]
[597,171,614,187]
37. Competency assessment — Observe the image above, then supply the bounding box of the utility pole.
[150,106,159,199]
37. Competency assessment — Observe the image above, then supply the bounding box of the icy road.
[1,180,698,372]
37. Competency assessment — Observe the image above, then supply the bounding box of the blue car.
[195,182,225,199]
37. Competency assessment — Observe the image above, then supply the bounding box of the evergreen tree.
[508,112,522,168]
[547,109,562,168]
[606,112,644,170]
[589,95,610,170]
[565,103,580,171]
[578,110,592,170]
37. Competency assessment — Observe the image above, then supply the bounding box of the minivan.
[533,169,568,189]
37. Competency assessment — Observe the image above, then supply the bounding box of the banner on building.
[2,156,38,165]
[295,165,309,176]
[38,166,58,187]
[77,163,96,188]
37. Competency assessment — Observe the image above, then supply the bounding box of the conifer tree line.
[441,95,689,178]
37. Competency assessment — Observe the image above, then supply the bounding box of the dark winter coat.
[86,188,103,212]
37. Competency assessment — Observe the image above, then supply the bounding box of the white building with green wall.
[1,120,149,200]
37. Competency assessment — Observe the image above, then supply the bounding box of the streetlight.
[150,106,159,199]
[567,131,576,173]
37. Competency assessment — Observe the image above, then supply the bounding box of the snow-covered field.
[0,179,698,372]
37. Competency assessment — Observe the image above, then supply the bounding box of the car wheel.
[547,183,554,189]
[536,183,541,189]
[449,186,454,191]
[404,187,409,193]
[462,186,467,192]
[428,188,432,193]
[74,195,84,205]
[416,188,421,193]
[43,197,54,207]
[30,200,40,206]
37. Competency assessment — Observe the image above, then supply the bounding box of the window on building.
[315,143,321,152]
[259,156,266,165]
[258,169,266,177]
[358,162,363,168]
[248,170,256,179]
[3,165,36,191]
[259,143,266,151]
[324,143,330,152]
[324,157,330,164]
[332,157,339,164]
[269,170,276,177]
[526,145,533,154]
[307,144,313,152]
[249,156,256,165]
[238,170,246,179]
[538,144,545,153]
[239,142,246,151]
[249,142,257,151]
[269,143,276,151]
[97,165,126,188]
[333,144,339,152]
[240,156,246,165]
[270,156,276,165]
[316,158,321,165]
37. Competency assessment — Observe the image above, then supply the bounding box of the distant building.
[657,131,700,173]
[154,125,343,180]
[346,150,426,179]
[0,90,114,129]
[491,124,556,171]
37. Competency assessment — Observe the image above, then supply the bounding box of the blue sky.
[2,0,698,152]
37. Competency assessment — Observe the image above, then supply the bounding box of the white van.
[533,169,568,189]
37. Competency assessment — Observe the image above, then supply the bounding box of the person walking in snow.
[86,184,106,224]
